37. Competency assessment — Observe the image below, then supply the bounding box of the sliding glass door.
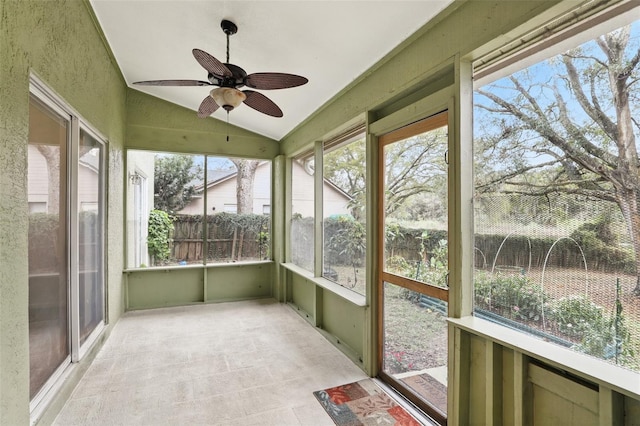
[28,81,107,407]
[378,112,449,424]
[28,95,70,399]
[78,129,105,346]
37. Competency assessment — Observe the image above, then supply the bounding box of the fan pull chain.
[226,111,230,142]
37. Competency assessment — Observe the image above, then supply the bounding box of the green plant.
[153,154,200,213]
[257,230,270,259]
[385,237,448,288]
[474,271,546,322]
[147,209,174,265]
[422,238,448,288]
[385,256,418,302]
[549,295,635,364]
[385,223,404,258]
[548,295,603,339]
[327,216,366,287]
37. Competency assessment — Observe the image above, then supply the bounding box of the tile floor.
[53,298,370,425]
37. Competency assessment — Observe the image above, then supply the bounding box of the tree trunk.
[36,145,61,214]
[231,159,260,215]
[616,192,640,295]
[237,229,244,261]
[230,227,237,261]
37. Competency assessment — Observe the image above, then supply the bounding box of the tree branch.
[561,54,619,142]
[477,86,615,183]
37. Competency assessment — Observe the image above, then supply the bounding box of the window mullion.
[69,116,80,362]
[314,141,324,278]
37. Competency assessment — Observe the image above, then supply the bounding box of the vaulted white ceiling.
[90,1,453,140]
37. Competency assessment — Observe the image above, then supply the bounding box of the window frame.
[470,3,640,375]
[124,150,273,268]
[321,129,367,295]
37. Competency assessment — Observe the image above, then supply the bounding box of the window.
[126,152,271,266]
[28,79,106,406]
[323,133,367,295]
[126,151,204,267]
[206,156,271,263]
[474,17,640,371]
[290,153,315,272]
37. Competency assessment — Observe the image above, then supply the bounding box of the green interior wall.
[126,263,274,310]
[0,0,126,423]
[126,268,205,309]
[205,263,273,301]
[126,89,279,158]
[450,318,640,424]
[321,291,365,362]
[290,272,316,318]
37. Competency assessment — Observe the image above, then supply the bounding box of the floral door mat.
[313,379,422,425]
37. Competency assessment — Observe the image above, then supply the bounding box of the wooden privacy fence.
[474,233,633,273]
[292,217,634,273]
[170,212,634,273]
[171,213,270,263]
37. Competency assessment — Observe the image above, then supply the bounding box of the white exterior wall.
[180,160,350,217]
[291,160,350,218]
[27,145,100,210]
[125,150,155,268]
[180,162,272,215]
[27,145,49,210]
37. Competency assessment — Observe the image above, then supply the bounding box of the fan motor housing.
[209,63,247,88]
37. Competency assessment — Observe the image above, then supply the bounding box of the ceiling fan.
[133,19,308,119]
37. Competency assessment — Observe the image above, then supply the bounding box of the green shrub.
[549,295,635,364]
[148,209,174,264]
[384,238,448,289]
[475,271,547,322]
[548,295,602,339]
[28,213,60,273]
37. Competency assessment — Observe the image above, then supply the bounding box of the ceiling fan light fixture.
[210,87,246,111]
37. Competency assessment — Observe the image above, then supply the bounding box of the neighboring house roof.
[322,177,353,201]
[190,162,352,201]
[187,167,236,193]
[79,151,100,173]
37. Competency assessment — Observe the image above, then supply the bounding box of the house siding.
[180,160,350,217]
[291,160,350,218]
[181,162,272,215]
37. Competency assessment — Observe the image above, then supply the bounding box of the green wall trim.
[126,90,279,158]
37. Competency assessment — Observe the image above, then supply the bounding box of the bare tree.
[230,159,260,214]
[476,25,640,295]
[323,130,447,218]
